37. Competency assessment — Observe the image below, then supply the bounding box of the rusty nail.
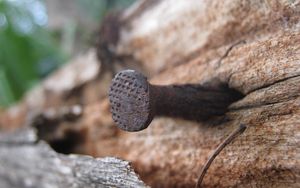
[109,70,242,132]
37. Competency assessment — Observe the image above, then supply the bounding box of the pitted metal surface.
[109,70,153,131]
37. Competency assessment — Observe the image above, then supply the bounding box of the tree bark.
[0,128,147,188]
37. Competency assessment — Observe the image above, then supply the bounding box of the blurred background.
[0,0,136,108]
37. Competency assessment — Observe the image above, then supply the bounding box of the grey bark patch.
[0,128,37,144]
[0,128,147,188]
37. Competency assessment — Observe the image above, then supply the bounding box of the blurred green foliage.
[0,0,66,107]
[0,0,136,108]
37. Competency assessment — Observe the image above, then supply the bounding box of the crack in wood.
[216,40,246,68]
[245,74,300,94]
[229,75,300,111]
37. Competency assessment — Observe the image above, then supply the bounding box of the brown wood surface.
[0,0,299,187]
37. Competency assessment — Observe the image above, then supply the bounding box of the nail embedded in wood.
[195,124,247,188]
[108,70,243,132]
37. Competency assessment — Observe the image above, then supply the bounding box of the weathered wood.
[83,0,300,187]
[0,0,299,187]
[117,0,300,76]
[0,128,147,188]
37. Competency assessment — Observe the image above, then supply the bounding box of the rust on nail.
[109,70,243,132]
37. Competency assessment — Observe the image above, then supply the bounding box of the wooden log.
[0,128,147,188]
[82,0,300,187]
[0,0,299,187]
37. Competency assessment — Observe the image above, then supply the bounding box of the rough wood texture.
[84,0,299,187]
[0,0,299,187]
[0,128,147,188]
[118,0,300,75]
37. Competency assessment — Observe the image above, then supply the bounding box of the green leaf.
[0,69,16,107]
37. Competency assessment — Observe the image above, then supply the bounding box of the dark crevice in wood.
[230,97,299,111]
[229,75,300,111]
[31,106,84,154]
[245,74,300,95]
[48,129,86,154]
